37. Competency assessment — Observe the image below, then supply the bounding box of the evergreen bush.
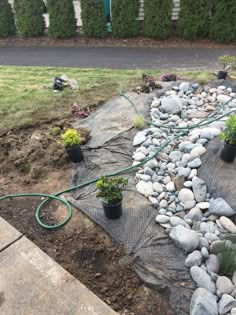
[80,0,107,38]
[112,0,139,37]
[0,0,16,37]
[144,0,172,39]
[177,0,211,40]
[210,0,236,43]
[48,0,77,38]
[15,0,45,37]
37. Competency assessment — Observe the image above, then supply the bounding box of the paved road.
[0,46,235,69]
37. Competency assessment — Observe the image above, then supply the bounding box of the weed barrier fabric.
[70,92,195,315]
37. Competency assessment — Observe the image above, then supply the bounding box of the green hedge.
[48,0,77,38]
[112,0,139,37]
[177,0,211,40]
[0,0,16,37]
[81,0,107,38]
[15,0,45,37]
[144,0,173,39]
[210,0,236,43]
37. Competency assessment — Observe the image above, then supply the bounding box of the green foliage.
[50,127,61,136]
[15,0,45,37]
[144,0,172,39]
[112,0,139,37]
[219,55,236,68]
[48,0,77,38]
[219,115,236,145]
[196,72,210,85]
[219,241,236,276]
[61,129,81,147]
[134,115,145,129]
[80,0,107,38]
[96,176,128,204]
[0,0,16,38]
[210,0,236,43]
[177,0,211,40]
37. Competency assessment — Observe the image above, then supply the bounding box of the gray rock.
[187,158,202,169]
[192,177,207,203]
[211,272,219,283]
[220,216,236,234]
[169,150,182,162]
[184,181,193,188]
[197,202,210,210]
[170,225,200,253]
[216,276,234,295]
[136,181,153,197]
[190,266,216,293]
[144,167,155,176]
[218,294,236,315]
[153,182,163,193]
[179,82,190,92]
[133,132,146,146]
[231,308,236,315]
[160,199,168,208]
[178,167,191,177]
[185,207,203,222]
[132,152,146,161]
[192,83,200,90]
[161,95,183,114]
[178,188,195,203]
[209,198,236,217]
[201,247,209,259]
[199,237,210,249]
[166,181,175,192]
[206,254,220,274]
[139,174,151,182]
[191,146,207,157]
[155,215,170,224]
[204,233,219,243]
[184,200,196,210]
[170,216,189,228]
[185,250,202,268]
[190,288,218,315]
[144,159,159,169]
[210,240,224,254]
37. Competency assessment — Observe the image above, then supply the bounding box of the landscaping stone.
[219,217,236,234]
[190,266,216,293]
[209,198,236,217]
[216,276,234,295]
[136,181,153,197]
[133,132,146,146]
[201,247,209,259]
[153,182,163,193]
[185,250,202,268]
[192,177,207,203]
[161,95,183,114]
[210,240,224,254]
[169,216,189,228]
[169,226,199,253]
[184,207,203,222]
[190,288,218,315]
[218,294,236,315]
[166,181,175,192]
[155,215,170,224]
[187,158,202,168]
[206,254,220,274]
[178,188,195,203]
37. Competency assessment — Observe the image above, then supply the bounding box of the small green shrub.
[218,55,236,69]
[96,176,128,204]
[80,0,107,38]
[48,0,77,38]
[112,0,139,37]
[196,72,210,85]
[177,0,211,40]
[144,0,172,39]
[219,115,236,145]
[0,0,16,38]
[50,127,61,136]
[134,115,145,129]
[15,0,45,37]
[219,241,236,276]
[61,129,81,147]
[210,0,236,43]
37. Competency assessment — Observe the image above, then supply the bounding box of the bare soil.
[0,121,175,315]
[0,34,236,48]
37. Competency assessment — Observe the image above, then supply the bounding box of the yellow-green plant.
[61,129,81,147]
[219,115,236,145]
[196,72,210,85]
[219,241,236,276]
[218,55,236,69]
[134,115,145,129]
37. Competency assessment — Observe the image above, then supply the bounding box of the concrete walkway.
[0,46,235,69]
[0,217,117,315]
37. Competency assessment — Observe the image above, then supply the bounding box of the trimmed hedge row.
[0,0,236,42]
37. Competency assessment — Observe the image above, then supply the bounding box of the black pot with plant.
[61,128,84,163]
[219,115,236,163]
[96,176,128,219]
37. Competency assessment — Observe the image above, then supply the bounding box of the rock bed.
[132,81,236,315]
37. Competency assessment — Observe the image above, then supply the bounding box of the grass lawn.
[0,66,211,131]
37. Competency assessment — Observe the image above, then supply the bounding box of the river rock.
[206,254,220,274]
[218,294,236,315]
[209,198,236,217]
[169,216,189,228]
[178,167,191,177]
[190,266,216,293]
[161,95,183,114]
[185,250,202,267]
[155,215,170,224]
[170,225,199,253]
[169,150,182,162]
[191,146,207,157]
[219,216,236,234]
[144,159,158,169]
[210,240,224,254]
[192,177,207,203]
[144,167,155,176]
[153,182,163,193]
[187,158,202,168]
[136,181,153,197]
[216,276,234,295]
[178,188,195,203]
[190,288,218,315]
[179,82,190,92]
[133,132,146,146]
[184,207,203,222]
[166,181,175,192]
[201,247,209,259]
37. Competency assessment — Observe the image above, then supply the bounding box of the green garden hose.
[1,81,236,229]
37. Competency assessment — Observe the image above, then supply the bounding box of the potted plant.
[218,55,236,80]
[96,176,128,219]
[219,115,236,163]
[61,128,84,163]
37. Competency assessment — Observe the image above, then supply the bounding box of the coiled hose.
[1,81,236,229]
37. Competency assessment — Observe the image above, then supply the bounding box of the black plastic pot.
[66,145,84,163]
[217,71,227,80]
[220,142,236,163]
[102,201,122,219]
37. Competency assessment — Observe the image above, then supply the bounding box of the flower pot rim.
[224,141,236,147]
[65,144,81,151]
[102,199,122,207]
